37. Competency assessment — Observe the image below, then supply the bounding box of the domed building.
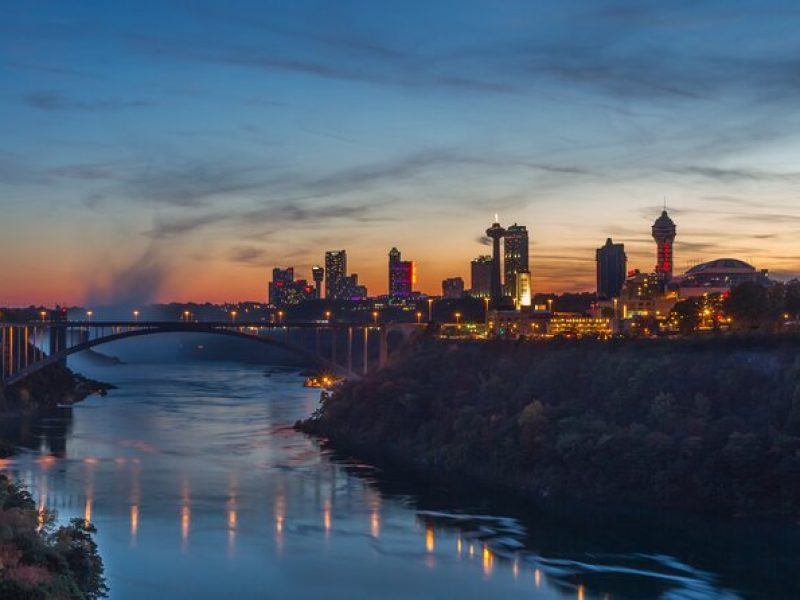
[675,258,770,297]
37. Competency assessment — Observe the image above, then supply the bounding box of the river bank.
[298,334,800,519]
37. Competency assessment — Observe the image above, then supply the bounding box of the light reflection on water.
[0,355,768,599]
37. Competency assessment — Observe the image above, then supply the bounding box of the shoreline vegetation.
[298,334,800,519]
[0,474,108,599]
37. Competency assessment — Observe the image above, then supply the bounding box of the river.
[1,340,797,599]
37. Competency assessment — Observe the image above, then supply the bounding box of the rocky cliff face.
[0,363,112,415]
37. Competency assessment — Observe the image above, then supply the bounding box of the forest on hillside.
[300,335,800,517]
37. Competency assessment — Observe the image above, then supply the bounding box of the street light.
[454,312,461,325]
[277,310,284,324]
[324,310,332,321]
[372,311,379,325]
[40,310,48,322]
[230,310,237,323]
[183,310,190,322]
[547,298,554,313]
[133,309,140,322]
[416,311,422,324]
[427,298,433,322]
[86,310,93,320]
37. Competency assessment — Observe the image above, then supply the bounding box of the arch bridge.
[0,320,424,387]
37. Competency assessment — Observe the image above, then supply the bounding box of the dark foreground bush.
[0,474,108,599]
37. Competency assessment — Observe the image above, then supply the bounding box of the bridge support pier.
[362,327,368,375]
[379,326,388,369]
[347,327,353,374]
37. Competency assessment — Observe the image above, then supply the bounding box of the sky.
[2,0,800,306]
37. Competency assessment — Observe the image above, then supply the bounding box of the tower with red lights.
[652,210,676,282]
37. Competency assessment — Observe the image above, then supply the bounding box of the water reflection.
[180,479,191,549]
[1,358,796,599]
[274,490,285,554]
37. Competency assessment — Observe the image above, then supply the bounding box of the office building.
[268,267,314,307]
[470,255,493,298]
[504,223,529,298]
[596,238,627,299]
[325,250,347,300]
[340,274,368,301]
[388,247,414,298]
[268,267,294,306]
[442,277,465,299]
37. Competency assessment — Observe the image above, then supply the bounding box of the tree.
[724,282,769,329]
[670,299,701,335]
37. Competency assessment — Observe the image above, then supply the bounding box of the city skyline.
[4,1,800,306]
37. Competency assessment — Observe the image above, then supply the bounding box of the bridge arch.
[5,325,349,387]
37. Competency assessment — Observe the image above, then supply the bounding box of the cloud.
[228,246,268,266]
[23,90,152,111]
[123,162,268,207]
[145,213,226,239]
[669,166,800,182]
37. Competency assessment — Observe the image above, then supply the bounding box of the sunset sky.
[2,1,800,306]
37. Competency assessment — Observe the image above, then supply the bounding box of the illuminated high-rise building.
[515,270,532,308]
[596,238,627,299]
[311,265,324,299]
[504,224,529,297]
[470,255,493,298]
[268,267,294,305]
[325,250,347,300]
[268,267,314,307]
[485,218,506,305]
[388,247,414,298]
[652,210,676,282]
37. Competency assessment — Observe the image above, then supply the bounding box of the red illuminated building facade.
[268,267,315,307]
[388,247,415,299]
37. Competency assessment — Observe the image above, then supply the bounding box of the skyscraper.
[388,247,401,292]
[268,267,294,305]
[268,267,314,307]
[470,255,493,298]
[388,247,414,298]
[325,250,347,300]
[596,238,627,299]
[311,265,324,299]
[652,210,677,282]
[442,277,465,299]
[485,218,506,305]
[504,223,529,298]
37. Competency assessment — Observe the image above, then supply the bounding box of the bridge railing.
[1,320,426,387]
